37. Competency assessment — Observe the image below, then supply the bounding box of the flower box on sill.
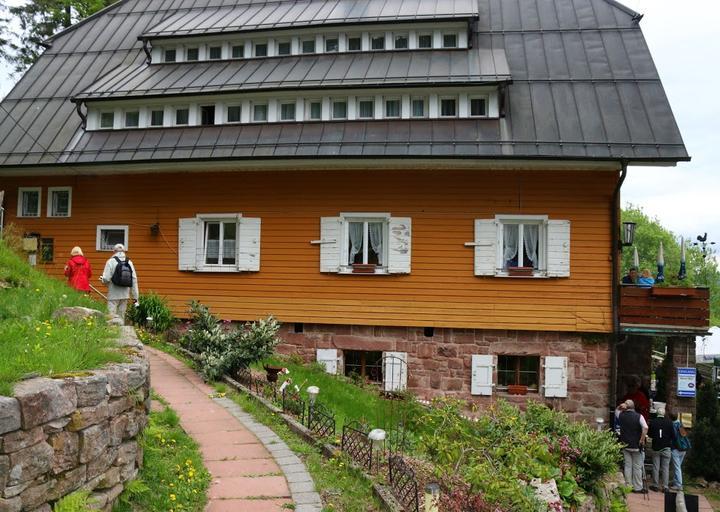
[507,266,535,277]
[352,264,377,274]
[507,384,529,395]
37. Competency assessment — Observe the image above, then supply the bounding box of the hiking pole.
[89,284,107,300]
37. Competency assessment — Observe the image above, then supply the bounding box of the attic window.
[371,34,385,50]
[231,45,244,58]
[186,47,199,61]
[470,97,488,117]
[100,112,114,128]
[307,101,322,120]
[442,33,458,48]
[325,37,339,52]
[175,108,189,125]
[358,99,374,119]
[385,99,401,118]
[164,49,176,62]
[332,100,347,120]
[208,46,222,60]
[418,34,432,48]
[254,42,267,57]
[394,34,408,49]
[227,105,241,123]
[150,109,164,126]
[277,41,291,55]
[411,98,426,118]
[124,111,139,127]
[200,105,215,126]
[280,102,296,121]
[347,36,361,51]
[253,103,268,122]
[440,97,457,117]
[301,39,315,54]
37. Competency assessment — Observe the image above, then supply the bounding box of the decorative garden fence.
[341,421,373,471]
[281,389,306,425]
[388,454,420,512]
[307,402,336,438]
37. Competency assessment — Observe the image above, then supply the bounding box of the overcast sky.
[1,0,718,351]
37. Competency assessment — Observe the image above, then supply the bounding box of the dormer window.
[231,44,244,58]
[301,39,315,54]
[208,46,222,60]
[164,48,176,62]
[277,41,291,55]
[325,37,339,53]
[280,102,296,121]
[385,99,401,118]
[347,36,361,51]
[200,105,215,125]
[371,35,385,50]
[124,111,139,127]
[253,102,268,122]
[358,99,374,119]
[470,97,488,117]
[227,105,241,123]
[332,100,347,120]
[442,33,458,48]
[175,107,189,125]
[100,112,114,128]
[306,100,322,120]
[411,97,427,118]
[394,34,408,49]
[254,42,267,57]
[186,47,199,61]
[440,97,457,117]
[418,34,432,48]
[150,109,164,126]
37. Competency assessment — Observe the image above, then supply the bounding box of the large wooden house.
[0,0,702,421]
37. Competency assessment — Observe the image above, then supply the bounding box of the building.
[0,0,702,421]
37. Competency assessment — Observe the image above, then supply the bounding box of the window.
[325,37,339,52]
[204,220,237,266]
[253,103,268,122]
[39,238,54,263]
[307,101,322,120]
[301,39,315,53]
[18,187,41,217]
[277,41,291,55]
[175,108,189,125]
[208,46,222,60]
[394,34,408,49]
[231,44,245,58]
[150,109,164,126]
[47,187,71,217]
[344,350,383,383]
[371,34,385,50]
[442,33,458,48]
[280,102,296,121]
[345,218,386,267]
[470,97,488,117]
[332,100,347,119]
[96,225,128,251]
[254,42,267,57]
[411,98,426,118]
[440,97,457,117]
[164,48,176,62]
[347,36,361,51]
[186,47,199,61]
[124,111,139,127]
[357,99,374,119]
[497,355,540,390]
[200,105,215,126]
[418,34,432,48]
[385,99,401,118]
[227,105,241,123]
[499,217,544,270]
[100,112,114,128]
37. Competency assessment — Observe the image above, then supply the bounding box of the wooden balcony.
[620,286,710,335]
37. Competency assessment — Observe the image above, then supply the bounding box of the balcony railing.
[619,286,710,334]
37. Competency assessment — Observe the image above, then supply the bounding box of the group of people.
[63,244,139,319]
[622,266,656,287]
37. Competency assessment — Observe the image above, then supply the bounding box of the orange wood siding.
[1,168,616,332]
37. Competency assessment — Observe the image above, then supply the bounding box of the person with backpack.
[617,399,649,493]
[100,243,139,321]
[647,407,675,492]
[63,246,92,293]
[670,411,691,491]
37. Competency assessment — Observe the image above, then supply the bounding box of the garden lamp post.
[368,428,386,473]
[424,482,441,512]
[595,417,605,432]
[306,386,319,405]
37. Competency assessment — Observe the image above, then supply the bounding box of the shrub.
[126,292,174,332]
[688,381,720,480]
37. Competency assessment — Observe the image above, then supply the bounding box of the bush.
[126,292,174,332]
[688,381,720,480]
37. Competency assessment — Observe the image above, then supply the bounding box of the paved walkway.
[146,346,322,512]
[627,489,713,511]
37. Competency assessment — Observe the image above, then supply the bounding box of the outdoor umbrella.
[656,241,665,282]
[678,236,687,280]
[633,246,640,269]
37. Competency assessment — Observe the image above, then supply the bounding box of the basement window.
[344,350,383,383]
[497,355,540,390]
[39,238,54,263]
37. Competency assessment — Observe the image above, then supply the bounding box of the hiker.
[670,412,691,491]
[100,243,139,320]
[622,267,638,285]
[63,246,92,293]
[622,375,650,422]
[618,399,649,494]
[648,407,674,492]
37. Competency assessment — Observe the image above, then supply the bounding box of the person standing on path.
[64,246,92,293]
[618,399,649,494]
[648,407,674,492]
[100,243,139,320]
[670,412,691,491]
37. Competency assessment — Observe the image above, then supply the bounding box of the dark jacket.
[618,410,643,449]
[648,417,674,451]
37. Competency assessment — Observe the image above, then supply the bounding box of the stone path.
[146,346,322,512]
[626,490,713,511]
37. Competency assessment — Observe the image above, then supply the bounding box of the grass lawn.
[114,398,211,512]
[0,242,124,396]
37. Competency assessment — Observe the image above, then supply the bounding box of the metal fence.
[281,389,306,424]
[341,421,373,471]
[306,402,336,439]
[388,455,420,512]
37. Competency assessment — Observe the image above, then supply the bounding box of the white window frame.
[253,40,268,57]
[410,97,428,118]
[495,214,548,276]
[324,35,339,53]
[148,108,164,126]
[207,45,222,60]
[96,225,129,252]
[442,32,459,48]
[301,38,316,54]
[124,110,140,128]
[252,102,269,122]
[47,187,72,218]
[185,46,199,61]
[17,187,41,218]
[393,33,409,49]
[347,34,362,51]
[163,48,177,62]
[370,33,385,50]
[384,97,402,119]
[199,215,240,269]
[174,106,190,126]
[417,33,433,48]
[276,39,291,55]
[231,43,245,58]
[226,104,242,123]
[305,99,322,120]
[279,101,296,121]
[439,96,458,118]
[469,95,489,118]
[331,99,348,120]
[99,111,115,129]
[357,97,374,119]
[340,212,391,274]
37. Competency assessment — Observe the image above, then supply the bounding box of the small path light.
[424,482,440,512]
[306,386,319,406]
[595,417,605,432]
[369,428,386,472]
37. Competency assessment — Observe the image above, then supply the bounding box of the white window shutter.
[238,217,261,271]
[319,217,342,273]
[387,217,411,274]
[316,349,338,375]
[474,219,497,276]
[547,220,570,277]
[544,356,568,398]
[178,218,200,271]
[383,352,408,392]
[471,354,495,396]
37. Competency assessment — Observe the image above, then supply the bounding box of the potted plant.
[507,384,528,395]
[507,266,534,277]
[264,365,284,383]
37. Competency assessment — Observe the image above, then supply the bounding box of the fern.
[53,490,95,512]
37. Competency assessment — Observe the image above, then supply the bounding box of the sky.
[0,0,719,352]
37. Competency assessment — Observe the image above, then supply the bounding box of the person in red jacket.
[64,246,92,293]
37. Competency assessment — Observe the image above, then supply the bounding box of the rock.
[7,442,54,486]
[96,467,120,489]
[125,363,147,390]
[114,441,137,467]
[107,396,133,417]
[87,447,117,480]
[19,479,55,511]
[68,403,109,432]
[696,477,709,488]
[95,370,128,398]
[122,411,142,440]
[0,398,21,435]
[108,415,128,446]
[2,481,30,499]
[47,465,86,501]
[42,418,71,435]
[119,462,137,483]
[14,379,76,429]
[51,307,104,322]
[48,431,79,474]
[75,375,108,408]
[1,426,45,454]
[79,424,110,464]
[0,497,21,512]
[530,478,562,508]
[27,505,51,512]
[0,455,9,489]
[107,315,124,327]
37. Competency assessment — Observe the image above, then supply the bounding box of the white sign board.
[677,367,696,397]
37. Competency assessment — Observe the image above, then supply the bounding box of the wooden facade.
[2,167,617,333]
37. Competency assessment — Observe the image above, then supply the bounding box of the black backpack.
[111,256,133,287]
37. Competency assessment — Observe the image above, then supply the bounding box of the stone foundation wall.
[278,324,612,422]
[0,327,150,512]
[665,336,697,419]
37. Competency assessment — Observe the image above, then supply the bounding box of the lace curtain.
[368,222,383,265]
[503,224,519,266]
[348,222,364,263]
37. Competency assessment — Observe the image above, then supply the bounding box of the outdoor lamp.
[424,482,441,512]
[595,417,605,432]
[306,386,319,405]
[621,221,636,247]
[368,428,386,472]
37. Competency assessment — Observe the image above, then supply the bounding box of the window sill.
[494,272,548,279]
[338,266,388,276]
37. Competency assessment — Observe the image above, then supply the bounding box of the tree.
[687,381,720,480]
[1,0,118,73]
[621,204,720,326]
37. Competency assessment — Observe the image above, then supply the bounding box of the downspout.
[609,161,628,419]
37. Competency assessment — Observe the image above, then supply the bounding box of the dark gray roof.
[141,0,477,39]
[0,0,689,169]
[74,50,510,101]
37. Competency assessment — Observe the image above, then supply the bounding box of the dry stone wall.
[0,326,149,512]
